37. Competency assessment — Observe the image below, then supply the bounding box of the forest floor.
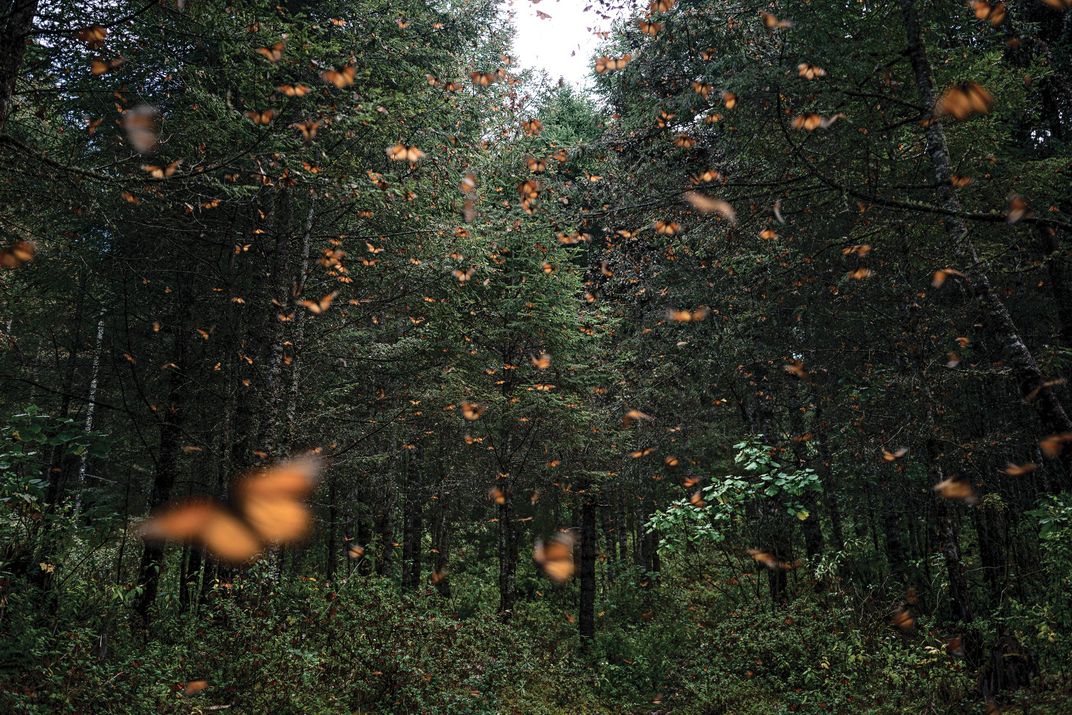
[3,558,1071,714]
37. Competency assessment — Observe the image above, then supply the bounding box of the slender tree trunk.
[325,470,338,582]
[814,406,845,551]
[75,312,106,513]
[283,202,315,447]
[430,483,451,597]
[0,0,38,133]
[579,497,597,642]
[882,487,907,585]
[497,477,517,618]
[133,325,189,626]
[375,474,395,577]
[401,449,423,592]
[258,188,293,458]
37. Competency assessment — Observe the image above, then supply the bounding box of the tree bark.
[430,482,452,597]
[497,477,518,618]
[401,448,423,592]
[0,0,38,133]
[579,498,597,642]
[133,324,189,626]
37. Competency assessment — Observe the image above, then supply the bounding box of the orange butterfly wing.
[235,457,320,545]
[139,499,262,564]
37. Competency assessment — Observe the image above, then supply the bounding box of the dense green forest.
[2,0,1071,712]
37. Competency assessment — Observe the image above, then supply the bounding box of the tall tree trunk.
[401,448,423,592]
[430,482,452,597]
[133,324,189,626]
[813,405,845,551]
[0,0,37,133]
[75,311,106,513]
[578,497,597,643]
[497,477,518,618]
[283,202,315,447]
[258,188,293,459]
[325,470,338,582]
[882,486,908,585]
[375,473,395,577]
[899,0,1072,482]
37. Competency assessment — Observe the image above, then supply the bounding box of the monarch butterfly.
[797,63,826,80]
[460,401,484,420]
[623,409,652,427]
[654,219,680,235]
[534,531,575,583]
[929,267,964,288]
[531,352,551,369]
[290,120,319,142]
[691,81,713,98]
[521,118,542,135]
[470,71,497,87]
[0,240,35,269]
[759,228,778,240]
[255,42,284,62]
[784,361,808,378]
[666,306,709,322]
[299,291,337,314]
[691,169,723,185]
[673,133,696,148]
[518,179,540,200]
[891,608,916,633]
[760,11,793,29]
[245,109,276,125]
[722,91,737,109]
[933,477,979,504]
[935,82,993,120]
[970,0,1006,26]
[321,65,355,88]
[556,231,589,245]
[1040,432,1072,458]
[90,57,125,75]
[386,144,425,162]
[649,0,676,12]
[595,55,631,73]
[137,457,320,564]
[791,112,843,130]
[1001,462,1037,476]
[526,157,545,173]
[276,83,311,97]
[747,548,792,570]
[453,267,475,284]
[683,192,736,223]
[638,19,662,35]
[141,159,182,179]
[1006,195,1028,223]
[77,26,107,47]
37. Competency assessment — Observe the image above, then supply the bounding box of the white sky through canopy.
[510,0,616,89]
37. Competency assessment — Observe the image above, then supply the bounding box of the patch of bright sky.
[510,0,622,89]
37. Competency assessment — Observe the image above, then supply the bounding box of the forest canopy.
[1,0,1072,712]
